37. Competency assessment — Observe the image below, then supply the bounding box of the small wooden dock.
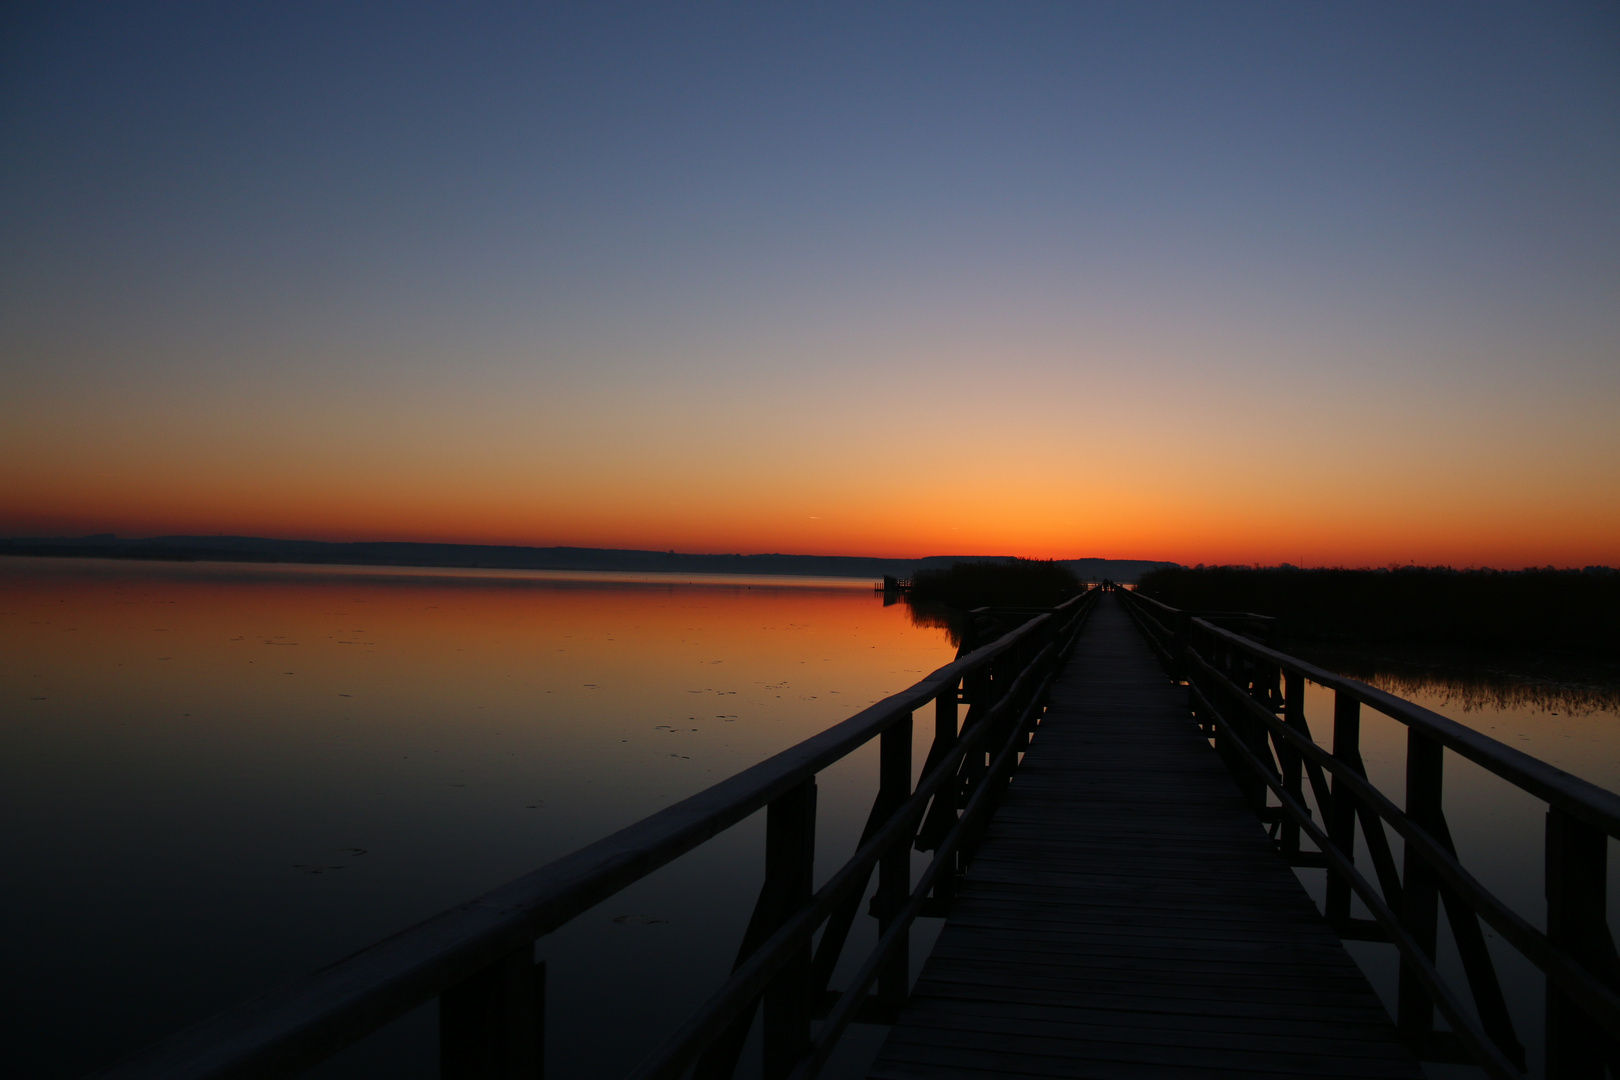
[869,594,1422,1079]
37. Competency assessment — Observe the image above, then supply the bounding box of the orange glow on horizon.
[6,368,1616,570]
[5,476,1615,571]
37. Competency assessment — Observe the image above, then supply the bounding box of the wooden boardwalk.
[869,593,1423,1080]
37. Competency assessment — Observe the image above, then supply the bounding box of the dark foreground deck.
[869,594,1422,1079]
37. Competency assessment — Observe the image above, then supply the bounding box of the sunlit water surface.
[0,558,958,1079]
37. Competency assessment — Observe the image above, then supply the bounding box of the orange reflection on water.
[0,557,957,1078]
[2,559,954,780]
[2,559,963,859]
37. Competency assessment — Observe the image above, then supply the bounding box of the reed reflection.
[1311,653,1620,718]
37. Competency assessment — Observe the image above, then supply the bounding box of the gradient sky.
[2,2,1616,566]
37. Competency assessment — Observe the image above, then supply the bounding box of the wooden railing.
[97,588,1101,1080]
[1119,587,1620,1080]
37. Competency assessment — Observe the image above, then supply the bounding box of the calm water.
[5,559,1617,1079]
[0,558,958,1079]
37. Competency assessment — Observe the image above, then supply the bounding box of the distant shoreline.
[0,535,1178,584]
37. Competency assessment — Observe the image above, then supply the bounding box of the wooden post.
[961,664,994,798]
[1252,661,1282,814]
[936,681,958,746]
[1204,630,1231,760]
[929,684,960,906]
[440,950,544,1080]
[762,778,816,1080]
[1545,806,1611,1079]
[1191,626,1214,742]
[876,716,912,1016]
[1228,645,1268,813]
[695,778,818,1080]
[1279,669,1304,855]
[1397,730,1443,1040]
[1325,690,1360,927]
[1178,614,1202,733]
[957,656,1004,865]
[1172,609,1189,683]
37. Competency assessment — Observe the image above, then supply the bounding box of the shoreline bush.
[905,559,1083,610]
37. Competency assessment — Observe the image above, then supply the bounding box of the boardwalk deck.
[868,592,1422,1079]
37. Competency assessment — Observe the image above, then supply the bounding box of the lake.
[4,557,1616,1078]
[0,557,960,1079]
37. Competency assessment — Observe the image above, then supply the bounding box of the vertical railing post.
[1203,626,1229,754]
[1180,618,1201,734]
[962,659,995,797]
[762,778,816,1080]
[1545,806,1611,1079]
[1397,730,1443,1042]
[1228,642,1269,814]
[1279,669,1304,855]
[933,682,960,905]
[957,655,1005,866]
[935,681,959,752]
[1325,690,1360,927]
[440,949,545,1080]
[1172,608,1190,687]
[876,716,912,1016]
[1189,625,1213,743]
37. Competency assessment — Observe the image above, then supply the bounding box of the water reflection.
[0,558,957,1079]
[901,600,964,648]
[1307,647,1620,716]
[1295,650,1620,793]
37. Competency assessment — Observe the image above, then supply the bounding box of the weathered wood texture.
[868,592,1421,1080]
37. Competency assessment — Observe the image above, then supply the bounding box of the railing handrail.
[628,604,1090,1080]
[1173,643,1620,1049]
[99,594,1085,1080]
[1187,614,1620,837]
[1126,591,1275,624]
[1118,586,1620,1078]
[1121,589,1620,837]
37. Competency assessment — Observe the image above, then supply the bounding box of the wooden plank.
[886,980,1400,1025]
[936,920,1356,948]
[908,971,1401,1014]
[868,592,1421,1079]
[922,944,1377,977]
[883,1028,1415,1069]
[882,1024,1422,1075]
[875,1036,1423,1079]
[892,997,1419,1047]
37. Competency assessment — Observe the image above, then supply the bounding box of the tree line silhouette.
[1135,565,1618,655]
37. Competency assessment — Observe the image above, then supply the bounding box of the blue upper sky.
[2,3,1617,565]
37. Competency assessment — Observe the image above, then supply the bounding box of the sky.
[2,2,1616,567]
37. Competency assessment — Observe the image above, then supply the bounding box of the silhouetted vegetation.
[1135,565,1619,656]
[906,559,1083,610]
